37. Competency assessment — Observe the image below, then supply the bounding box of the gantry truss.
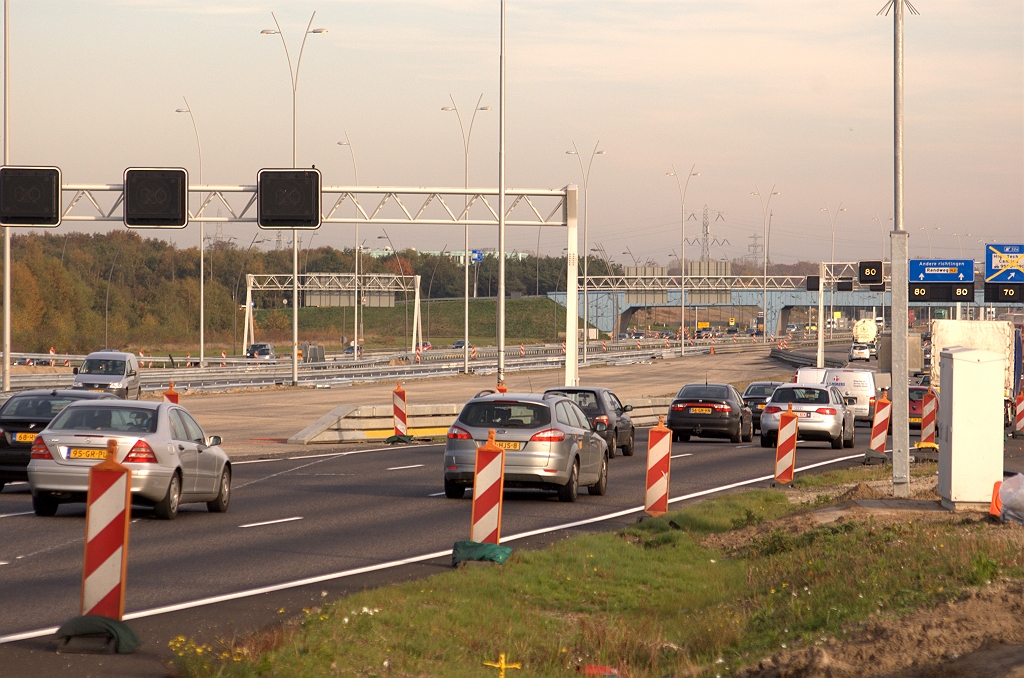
[586,263,892,292]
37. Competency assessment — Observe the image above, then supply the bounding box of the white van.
[71,351,142,399]
[795,367,828,384]
[822,368,877,423]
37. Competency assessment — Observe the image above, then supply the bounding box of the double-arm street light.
[442,95,491,373]
[175,98,205,367]
[378,231,410,351]
[337,134,360,362]
[261,11,327,385]
[918,225,940,257]
[566,142,606,363]
[667,164,698,355]
[951,231,970,258]
[752,186,780,342]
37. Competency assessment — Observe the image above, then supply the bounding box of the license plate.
[493,440,521,451]
[798,412,813,418]
[757,404,765,410]
[909,417,921,423]
[14,432,36,442]
[68,448,107,459]
[90,389,107,393]
[690,407,712,414]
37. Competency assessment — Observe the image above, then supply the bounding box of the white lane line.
[232,444,435,466]
[736,444,756,448]
[0,511,34,518]
[387,464,424,471]
[239,517,303,529]
[7,481,26,485]
[670,453,693,459]
[427,491,446,497]
[0,561,8,566]
[0,451,865,645]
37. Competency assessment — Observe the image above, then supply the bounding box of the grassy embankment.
[172,462,1024,677]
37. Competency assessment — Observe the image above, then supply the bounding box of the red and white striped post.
[774,403,798,484]
[561,341,567,355]
[470,430,506,544]
[1014,393,1024,438]
[870,390,892,456]
[81,439,131,619]
[162,382,179,404]
[520,343,525,357]
[664,337,669,349]
[471,346,478,360]
[220,350,227,367]
[644,416,672,517]
[49,347,56,367]
[920,388,937,445]
[602,340,607,352]
[393,382,408,437]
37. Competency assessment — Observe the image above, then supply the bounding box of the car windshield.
[771,388,829,405]
[49,406,158,433]
[0,395,81,419]
[743,384,777,397]
[460,401,551,429]
[79,359,126,376]
[676,385,730,400]
[549,390,601,413]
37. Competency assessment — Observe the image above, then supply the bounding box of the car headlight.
[108,382,124,389]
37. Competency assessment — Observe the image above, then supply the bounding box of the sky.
[6,0,1023,267]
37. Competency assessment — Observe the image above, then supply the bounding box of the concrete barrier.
[289,397,676,444]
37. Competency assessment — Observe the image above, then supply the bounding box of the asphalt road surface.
[0,426,874,640]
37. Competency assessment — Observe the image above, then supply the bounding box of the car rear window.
[460,401,551,428]
[909,389,926,401]
[49,406,159,433]
[79,359,126,376]
[676,385,730,400]
[548,390,601,412]
[743,384,777,397]
[771,388,829,405]
[0,395,81,419]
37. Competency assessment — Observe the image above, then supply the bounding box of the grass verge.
[174,467,1023,677]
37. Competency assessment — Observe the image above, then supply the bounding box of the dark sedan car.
[0,389,117,491]
[543,387,635,456]
[667,383,753,443]
[742,381,785,431]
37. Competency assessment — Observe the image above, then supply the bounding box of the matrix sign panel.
[257,169,322,229]
[858,260,883,285]
[909,282,974,303]
[0,166,61,226]
[123,168,188,228]
[984,283,1024,303]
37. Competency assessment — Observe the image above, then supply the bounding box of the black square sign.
[858,260,883,285]
[257,169,322,229]
[123,168,188,228]
[0,166,61,226]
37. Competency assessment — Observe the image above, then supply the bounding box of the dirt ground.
[708,476,1024,678]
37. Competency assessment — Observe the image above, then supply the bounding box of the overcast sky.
[8,0,1023,266]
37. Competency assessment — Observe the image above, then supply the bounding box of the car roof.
[62,399,163,411]
[679,382,731,388]
[544,386,608,395]
[84,351,134,360]
[6,389,118,399]
[745,381,784,387]
[469,392,553,405]
[782,383,831,390]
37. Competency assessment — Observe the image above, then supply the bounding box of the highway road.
[0,427,870,641]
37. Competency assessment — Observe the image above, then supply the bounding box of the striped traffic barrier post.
[220,350,227,367]
[471,346,477,360]
[520,343,525,357]
[664,337,669,349]
[162,382,179,404]
[644,416,672,517]
[919,388,937,447]
[870,390,892,456]
[49,347,56,366]
[636,338,641,351]
[602,340,607,352]
[415,347,421,364]
[710,337,715,355]
[774,403,798,484]
[393,382,408,437]
[470,430,506,544]
[561,341,566,355]
[81,439,131,619]
[1014,393,1024,439]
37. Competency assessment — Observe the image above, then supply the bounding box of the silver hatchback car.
[444,392,609,503]
[759,384,856,450]
[27,401,231,519]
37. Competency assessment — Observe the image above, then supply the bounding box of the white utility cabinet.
[937,346,1004,510]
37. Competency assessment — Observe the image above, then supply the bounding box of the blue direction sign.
[985,244,1024,283]
[909,259,974,283]
[471,249,484,263]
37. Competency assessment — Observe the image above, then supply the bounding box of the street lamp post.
[175,97,205,368]
[667,164,698,355]
[566,142,606,365]
[820,202,846,338]
[951,231,970,258]
[261,11,327,386]
[752,186,780,342]
[442,95,491,373]
[337,134,360,361]
[2,0,11,391]
[233,235,268,355]
[918,226,940,257]
[426,245,448,341]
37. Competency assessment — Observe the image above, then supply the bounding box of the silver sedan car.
[759,384,855,450]
[27,401,231,519]
[444,392,609,503]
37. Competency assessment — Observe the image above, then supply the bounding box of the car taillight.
[530,428,566,443]
[869,397,876,407]
[712,403,732,413]
[30,436,51,460]
[670,403,686,411]
[593,415,610,426]
[124,440,157,463]
[816,407,837,415]
[763,406,782,415]
[447,426,472,440]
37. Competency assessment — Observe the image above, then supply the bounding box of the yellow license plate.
[909,417,921,423]
[89,389,107,393]
[690,407,712,414]
[15,432,36,442]
[493,440,521,451]
[69,448,107,459]
[757,404,765,410]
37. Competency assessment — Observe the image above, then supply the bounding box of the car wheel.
[831,426,844,450]
[207,467,231,513]
[557,458,579,503]
[32,493,59,517]
[444,478,466,499]
[678,431,691,442]
[621,429,635,456]
[609,430,617,458]
[844,424,856,448]
[760,431,774,448]
[742,420,753,443]
[730,424,741,444]
[154,472,181,520]
[588,453,608,496]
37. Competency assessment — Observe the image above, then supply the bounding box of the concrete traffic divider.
[470,430,506,544]
[81,440,131,619]
[774,403,797,484]
[644,416,672,517]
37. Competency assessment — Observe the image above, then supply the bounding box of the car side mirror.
[72,367,79,375]
[623,405,633,412]
[207,435,222,446]
[128,370,137,377]
[594,422,608,432]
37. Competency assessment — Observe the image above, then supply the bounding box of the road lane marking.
[736,444,756,448]
[232,444,437,466]
[387,464,424,471]
[0,511,34,518]
[0,451,864,644]
[670,453,692,459]
[7,481,26,485]
[239,517,303,529]
[427,491,446,497]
